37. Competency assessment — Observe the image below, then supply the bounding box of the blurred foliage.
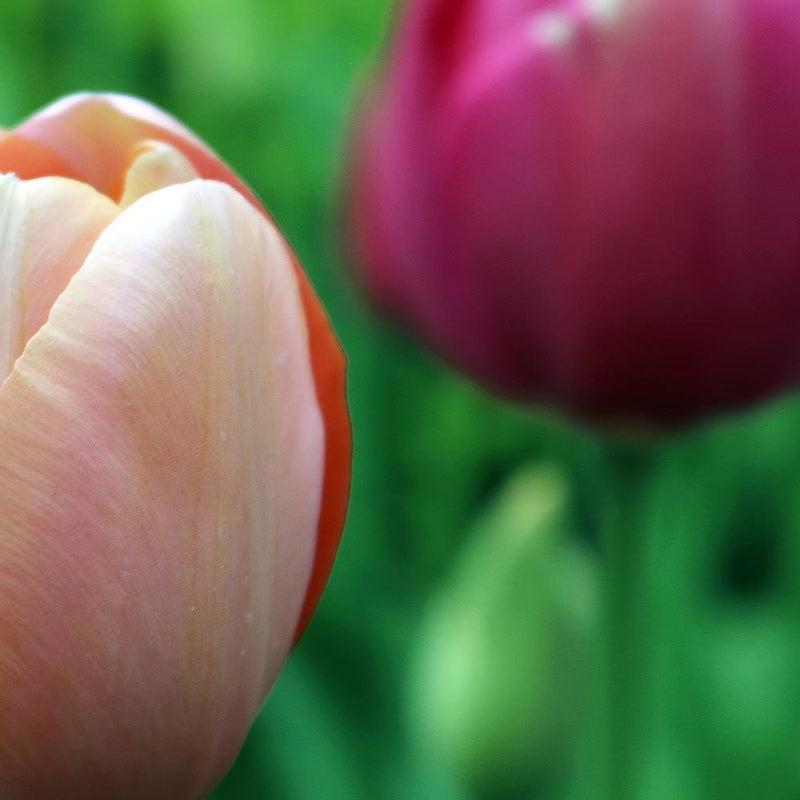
[3,1,800,798]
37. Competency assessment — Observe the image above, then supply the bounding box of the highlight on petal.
[119,141,200,208]
[0,173,118,380]
[0,180,325,799]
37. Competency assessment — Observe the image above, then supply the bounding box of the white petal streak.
[0,174,26,379]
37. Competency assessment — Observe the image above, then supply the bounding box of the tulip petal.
[16,93,260,204]
[0,132,80,181]
[0,174,118,381]
[0,180,324,799]
[290,256,350,639]
[16,93,351,624]
[119,141,200,208]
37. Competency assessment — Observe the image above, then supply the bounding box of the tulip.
[0,94,350,799]
[349,0,800,425]
[409,465,596,794]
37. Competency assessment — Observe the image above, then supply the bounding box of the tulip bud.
[408,465,597,794]
[348,0,800,425]
[0,94,350,799]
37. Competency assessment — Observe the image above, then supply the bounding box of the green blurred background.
[2,2,800,798]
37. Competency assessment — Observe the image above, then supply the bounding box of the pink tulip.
[0,94,350,799]
[349,0,800,424]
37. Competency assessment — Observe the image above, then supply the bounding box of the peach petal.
[0,174,118,381]
[119,141,200,208]
[0,132,79,181]
[0,180,324,799]
[291,259,351,639]
[16,93,259,203]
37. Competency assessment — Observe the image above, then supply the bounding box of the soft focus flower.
[409,465,595,795]
[0,94,350,799]
[349,0,800,425]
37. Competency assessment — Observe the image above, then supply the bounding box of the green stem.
[594,436,662,800]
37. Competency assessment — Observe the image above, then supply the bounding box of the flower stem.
[593,436,665,800]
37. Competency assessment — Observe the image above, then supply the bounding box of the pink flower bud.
[349,0,800,424]
[0,94,350,799]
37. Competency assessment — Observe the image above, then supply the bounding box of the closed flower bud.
[408,466,596,793]
[348,0,800,424]
[0,94,350,799]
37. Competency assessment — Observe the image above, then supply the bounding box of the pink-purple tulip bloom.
[350,0,800,424]
[0,94,350,799]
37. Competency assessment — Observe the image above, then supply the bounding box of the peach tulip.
[0,94,350,799]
